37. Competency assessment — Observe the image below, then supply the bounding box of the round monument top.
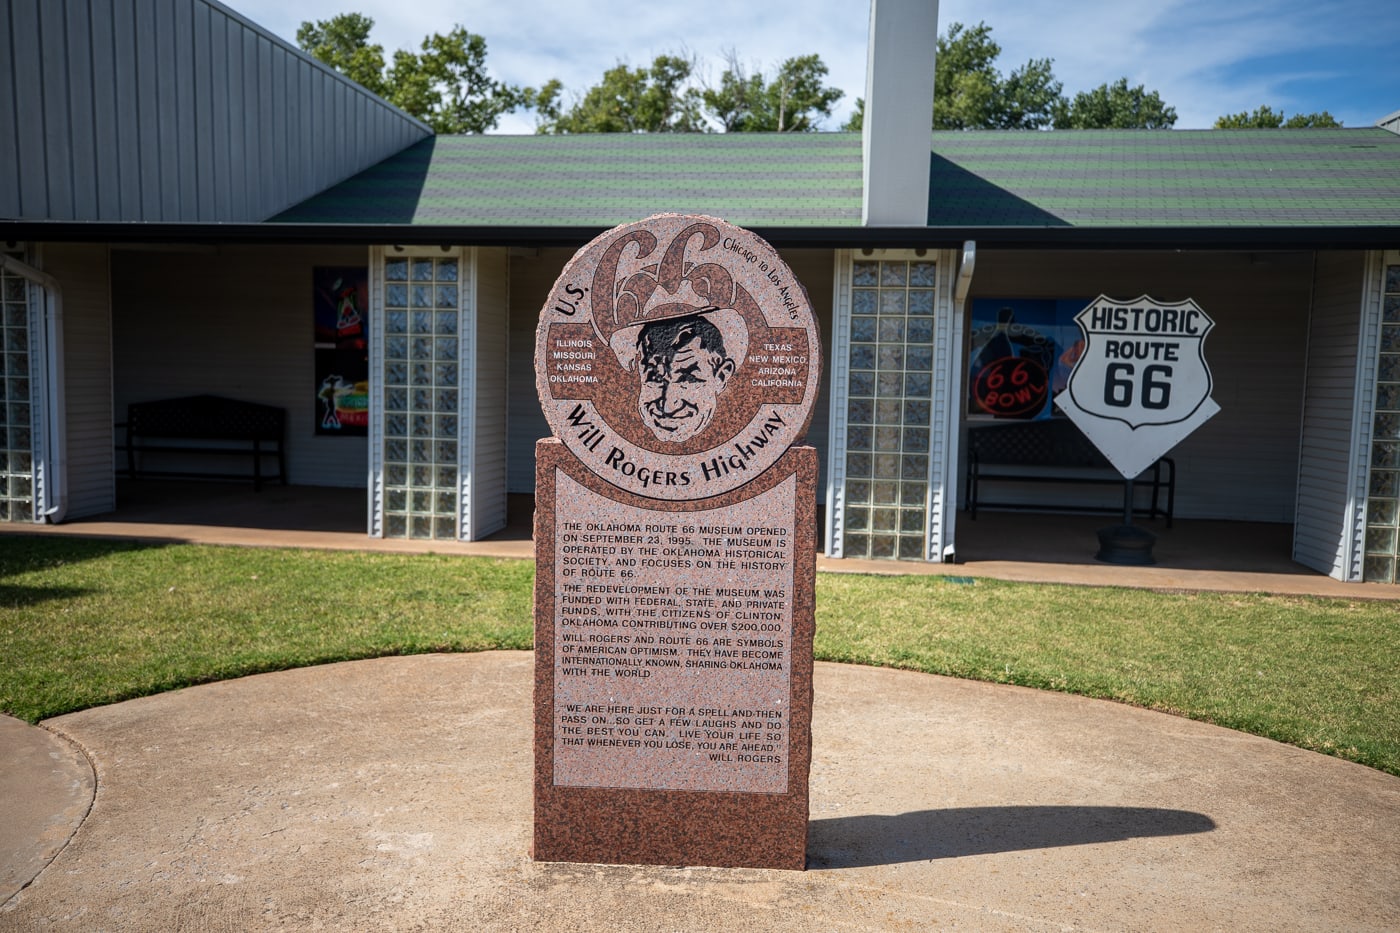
[535,214,822,500]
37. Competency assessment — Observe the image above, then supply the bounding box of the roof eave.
[4,220,1398,251]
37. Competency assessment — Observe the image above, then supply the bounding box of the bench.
[966,418,1174,526]
[123,395,287,491]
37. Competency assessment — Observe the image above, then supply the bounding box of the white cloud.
[226,0,1399,132]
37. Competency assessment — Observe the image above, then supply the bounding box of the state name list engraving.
[553,470,796,793]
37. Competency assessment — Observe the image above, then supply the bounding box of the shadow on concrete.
[808,805,1216,868]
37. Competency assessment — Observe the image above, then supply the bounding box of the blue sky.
[228,0,1400,132]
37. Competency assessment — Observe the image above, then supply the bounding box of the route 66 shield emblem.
[1056,295,1220,479]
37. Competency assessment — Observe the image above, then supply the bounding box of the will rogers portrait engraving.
[536,213,820,500]
[608,277,748,443]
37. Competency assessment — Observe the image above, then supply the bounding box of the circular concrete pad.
[2,652,1397,931]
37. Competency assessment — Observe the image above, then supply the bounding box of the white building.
[3,0,1398,583]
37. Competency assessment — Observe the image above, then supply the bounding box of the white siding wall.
[2,0,430,222]
[966,250,1314,522]
[504,247,835,500]
[470,247,509,539]
[40,244,115,518]
[111,244,369,486]
[1293,252,1368,577]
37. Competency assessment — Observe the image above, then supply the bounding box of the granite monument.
[533,214,821,869]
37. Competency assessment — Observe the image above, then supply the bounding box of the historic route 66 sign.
[1055,295,1220,479]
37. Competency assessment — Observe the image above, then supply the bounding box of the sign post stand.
[1095,477,1157,565]
[1055,295,1220,565]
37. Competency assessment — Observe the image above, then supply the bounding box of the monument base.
[1095,523,1157,565]
[532,440,817,870]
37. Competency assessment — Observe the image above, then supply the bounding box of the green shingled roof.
[928,128,1400,227]
[273,128,1400,231]
[273,134,864,228]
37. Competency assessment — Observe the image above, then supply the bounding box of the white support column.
[926,247,965,562]
[861,0,939,227]
[0,252,59,524]
[367,246,387,537]
[825,250,853,557]
[829,249,945,561]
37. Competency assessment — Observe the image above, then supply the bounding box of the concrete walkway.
[4,652,1398,931]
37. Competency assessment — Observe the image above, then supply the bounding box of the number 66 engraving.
[1103,363,1172,410]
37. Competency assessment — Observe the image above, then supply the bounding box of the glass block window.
[842,257,937,560]
[0,260,34,523]
[1362,262,1400,582]
[381,255,463,540]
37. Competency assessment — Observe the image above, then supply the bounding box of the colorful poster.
[313,267,369,436]
[967,299,1087,420]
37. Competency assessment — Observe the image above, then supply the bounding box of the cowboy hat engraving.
[591,222,750,443]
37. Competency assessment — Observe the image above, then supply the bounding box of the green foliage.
[534,51,844,134]
[702,53,845,132]
[933,21,1180,131]
[1054,77,1177,129]
[532,55,706,134]
[842,97,865,132]
[2,537,1397,775]
[0,539,533,720]
[815,574,1400,774]
[410,26,523,134]
[297,13,521,133]
[1215,105,1343,128]
[934,21,1062,130]
[296,13,388,97]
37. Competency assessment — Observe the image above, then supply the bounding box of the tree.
[296,13,387,97]
[1214,106,1342,129]
[532,55,706,133]
[407,27,523,134]
[934,22,1062,130]
[297,14,521,134]
[847,21,1176,132]
[702,52,844,132]
[532,51,843,134]
[842,97,865,132]
[1054,78,1177,129]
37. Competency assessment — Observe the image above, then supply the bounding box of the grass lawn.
[2,535,1397,775]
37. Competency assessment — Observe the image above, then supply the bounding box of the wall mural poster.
[967,299,1087,420]
[313,266,370,436]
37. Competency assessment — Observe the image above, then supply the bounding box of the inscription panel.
[553,470,795,793]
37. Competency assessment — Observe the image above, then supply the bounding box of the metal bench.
[966,418,1174,526]
[123,395,287,491]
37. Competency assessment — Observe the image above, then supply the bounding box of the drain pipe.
[0,254,66,524]
[942,241,976,562]
[954,240,976,307]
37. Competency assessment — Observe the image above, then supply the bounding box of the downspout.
[942,241,975,561]
[0,254,66,523]
[954,240,976,307]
